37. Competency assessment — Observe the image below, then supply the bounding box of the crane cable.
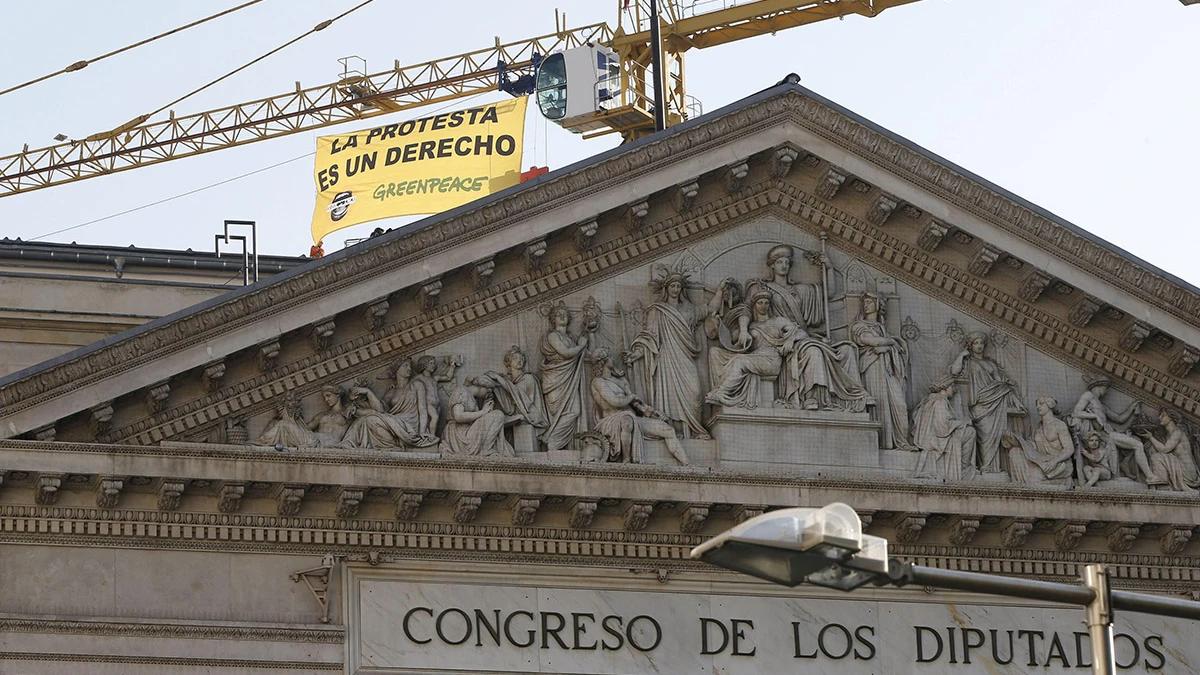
[0,0,269,100]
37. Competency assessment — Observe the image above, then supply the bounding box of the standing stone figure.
[253,385,349,448]
[439,378,520,457]
[912,379,978,481]
[1070,376,1159,483]
[479,346,549,431]
[625,265,709,439]
[749,245,868,411]
[410,355,451,441]
[590,348,689,465]
[851,292,911,449]
[1004,397,1074,485]
[1138,409,1199,492]
[539,302,589,452]
[950,331,1026,473]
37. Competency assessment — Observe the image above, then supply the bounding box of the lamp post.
[691,503,1200,675]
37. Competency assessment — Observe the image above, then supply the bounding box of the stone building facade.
[1,77,1198,673]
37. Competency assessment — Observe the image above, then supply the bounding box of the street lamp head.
[690,503,888,591]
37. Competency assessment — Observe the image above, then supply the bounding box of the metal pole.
[1083,564,1117,675]
[648,0,666,132]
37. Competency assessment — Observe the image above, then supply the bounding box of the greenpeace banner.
[310,97,527,243]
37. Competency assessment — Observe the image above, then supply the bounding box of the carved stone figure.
[1004,397,1074,485]
[478,346,549,431]
[1078,431,1115,487]
[1070,376,1159,483]
[705,288,793,409]
[745,245,868,411]
[590,348,689,466]
[625,265,708,439]
[851,292,911,449]
[253,386,349,448]
[411,355,456,440]
[438,378,520,457]
[341,362,433,449]
[951,331,1026,473]
[539,302,589,452]
[1139,409,1199,493]
[912,379,978,481]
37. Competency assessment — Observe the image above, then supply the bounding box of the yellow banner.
[310,97,527,243]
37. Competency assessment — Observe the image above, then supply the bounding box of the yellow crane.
[0,1,925,198]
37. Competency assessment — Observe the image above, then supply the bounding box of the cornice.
[0,615,343,643]
[0,652,341,670]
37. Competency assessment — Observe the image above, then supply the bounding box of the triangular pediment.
[3,79,1198,487]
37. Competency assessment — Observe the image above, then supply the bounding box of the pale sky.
[1,0,1197,287]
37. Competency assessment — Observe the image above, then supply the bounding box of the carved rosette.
[948,517,980,546]
[1160,525,1194,555]
[522,239,547,273]
[866,193,899,226]
[218,484,245,513]
[201,361,226,392]
[309,319,337,352]
[1018,270,1053,303]
[1105,523,1140,553]
[1068,295,1103,328]
[417,278,443,312]
[815,166,847,200]
[770,146,801,178]
[96,477,123,508]
[89,402,114,437]
[158,481,185,511]
[1119,320,1153,353]
[673,181,699,212]
[511,496,542,526]
[968,245,1002,277]
[394,490,426,521]
[145,381,171,414]
[362,298,390,331]
[453,492,483,524]
[723,161,749,193]
[916,219,949,252]
[471,258,496,290]
[1054,520,1087,551]
[34,474,62,505]
[1000,518,1035,549]
[1169,345,1199,379]
[336,488,365,519]
[256,340,281,372]
[567,499,598,529]
[679,503,711,534]
[623,502,654,532]
[624,200,650,231]
[277,486,305,516]
[573,221,598,251]
[894,513,927,543]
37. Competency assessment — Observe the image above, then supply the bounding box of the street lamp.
[692,503,1200,675]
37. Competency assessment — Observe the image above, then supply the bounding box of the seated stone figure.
[1138,409,1200,493]
[253,386,350,448]
[705,288,796,409]
[591,348,689,465]
[1078,431,1115,487]
[439,377,521,457]
[478,346,549,430]
[1005,397,1074,485]
[912,379,978,481]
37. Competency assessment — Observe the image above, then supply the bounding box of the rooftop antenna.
[214,219,258,285]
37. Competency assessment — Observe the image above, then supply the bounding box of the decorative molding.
[255,340,281,372]
[32,424,56,442]
[1054,520,1087,551]
[967,244,1002,277]
[1018,270,1053,303]
[866,193,899,226]
[362,298,390,331]
[336,488,365,519]
[201,361,226,392]
[679,503,711,534]
[1000,517,1034,549]
[624,501,654,531]
[948,516,980,546]
[814,166,847,200]
[96,477,123,508]
[723,161,749,193]
[0,617,344,643]
[895,513,926,543]
[87,402,115,437]
[395,490,426,521]
[158,481,185,511]
[1169,345,1199,379]
[416,278,442,312]
[34,474,62,505]
[522,238,548,273]
[1106,523,1141,553]
[567,498,598,529]
[856,510,875,530]
[218,483,245,513]
[511,495,542,526]
[471,257,496,290]
[145,381,171,414]
[453,492,483,524]
[574,221,598,252]
[916,219,949,252]
[1120,320,1153,353]
[673,180,700,212]
[1069,295,1103,329]
[1160,525,1194,555]
[309,319,337,352]
[624,199,650,231]
[278,486,305,516]
[770,145,801,179]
